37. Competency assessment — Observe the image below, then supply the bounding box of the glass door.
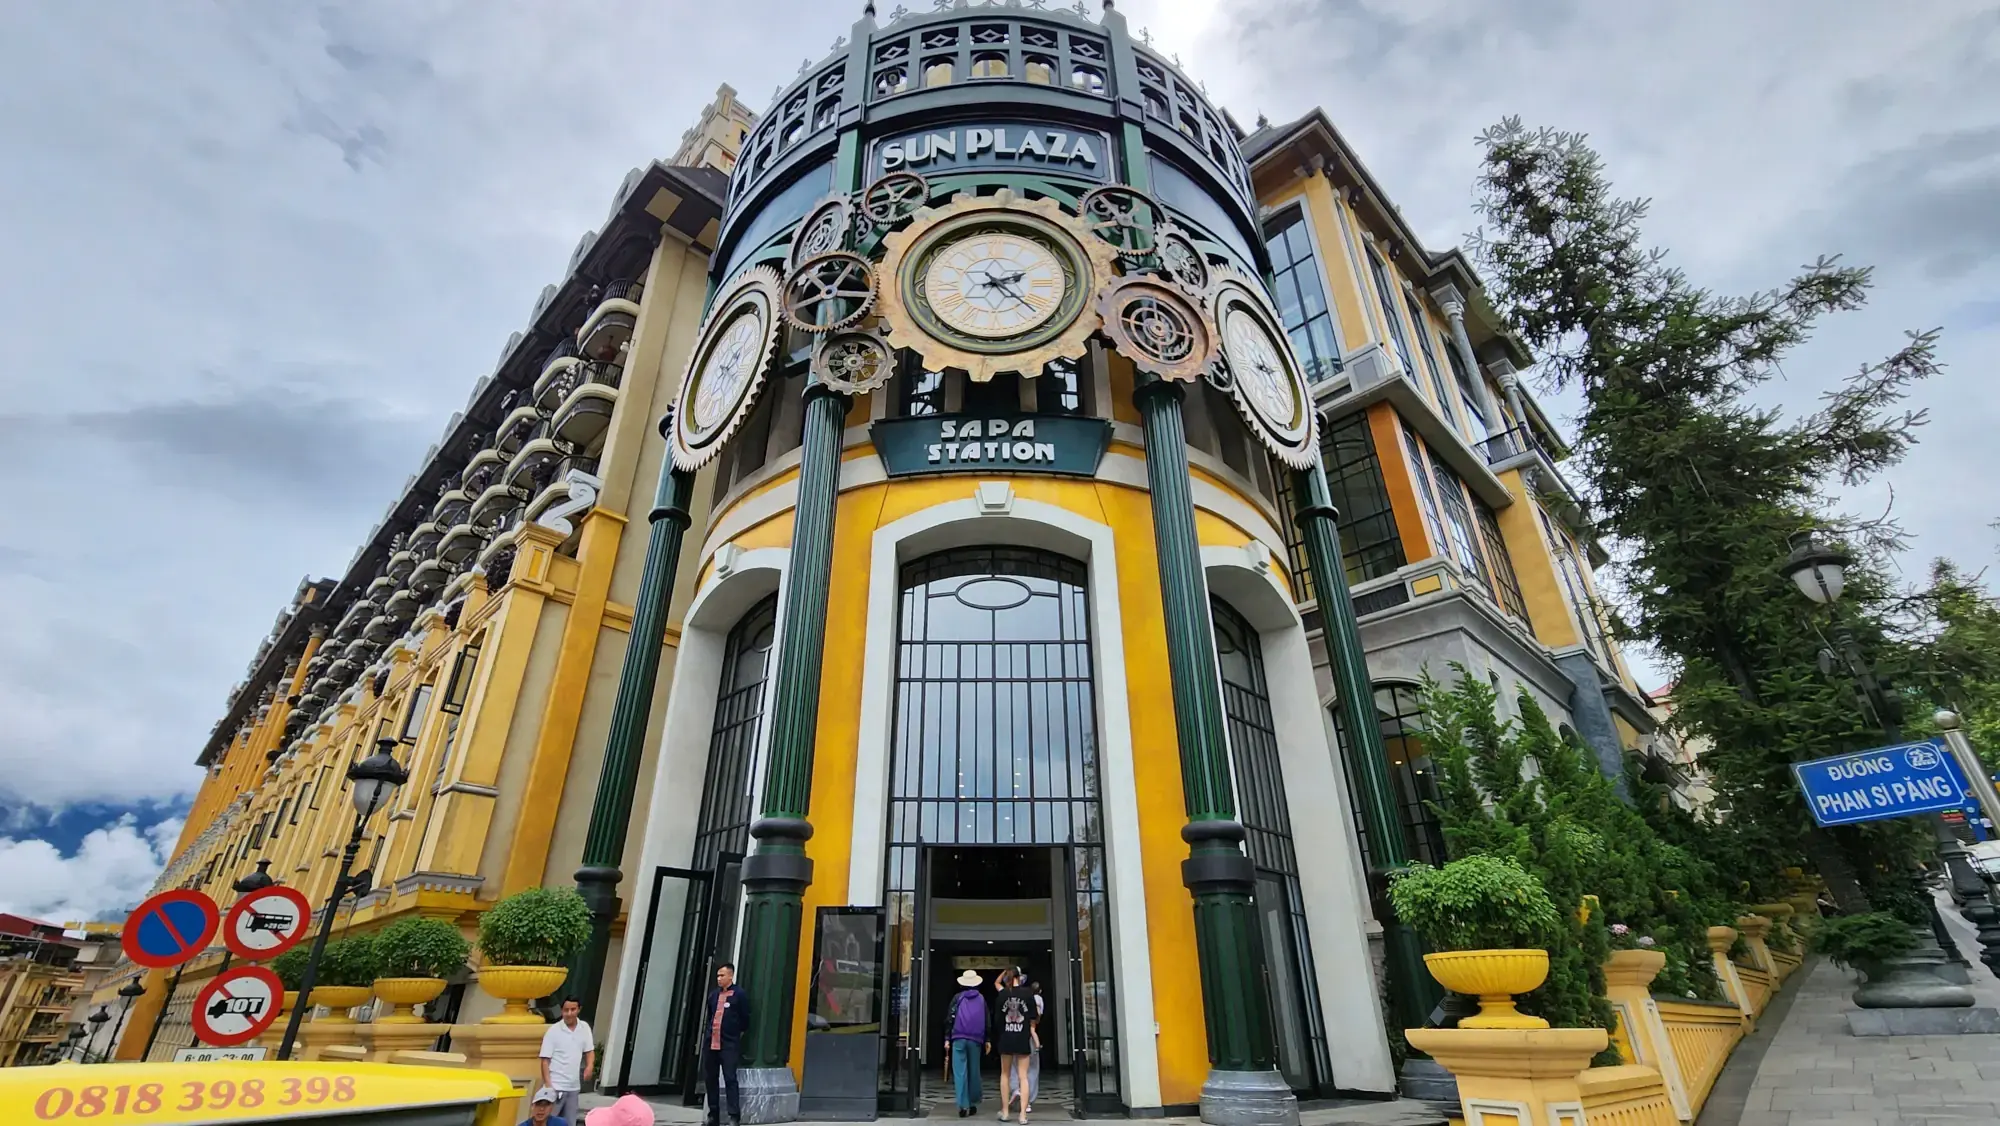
[617,865,709,1094]
[902,846,933,1116]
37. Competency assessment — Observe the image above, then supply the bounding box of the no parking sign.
[121,889,220,970]
[191,965,284,1047]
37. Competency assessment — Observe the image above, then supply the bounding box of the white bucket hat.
[956,969,983,987]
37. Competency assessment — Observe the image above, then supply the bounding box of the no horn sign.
[1792,739,1972,827]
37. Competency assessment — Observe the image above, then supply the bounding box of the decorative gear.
[782,251,877,333]
[669,265,785,471]
[1206,267,1319,469]
[1077,185,1161,261]
[875,188,1118,383]
[1095,274,1218,383]
[788,196,853,273]
[1152,221,1210,294]
[813,328,895,395]
[861,171,930,227]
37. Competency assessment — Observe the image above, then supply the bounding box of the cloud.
[0,815,183,924]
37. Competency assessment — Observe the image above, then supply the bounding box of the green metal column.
[736,380,847,1072]
[572,409,697,1022]
[1133,378,1277,1075]
[1291,463,1436,1033]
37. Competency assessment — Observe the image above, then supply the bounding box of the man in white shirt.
[539,997,595,1125]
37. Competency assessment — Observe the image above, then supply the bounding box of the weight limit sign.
[191,965,284,1047]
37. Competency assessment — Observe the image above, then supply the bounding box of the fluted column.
[1292,462,1438,1036]
[732,380,848,1120]
[1134,378,1295,1126]
[572,410,697,1021]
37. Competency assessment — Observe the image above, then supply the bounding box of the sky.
[0,0,1993,922]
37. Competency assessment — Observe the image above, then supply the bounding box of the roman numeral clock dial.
[921,233,1067,339]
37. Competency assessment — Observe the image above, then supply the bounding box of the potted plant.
[372,916,471,1024]
[475,887,591,1024]
[271,947,310,1020]
[311,934,380,1023]
[1388,856,1564,1028]
[1603,922,1667,988]
[1808,910,1966,1006]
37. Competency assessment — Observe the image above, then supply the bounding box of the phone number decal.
[33,1077,358,1120]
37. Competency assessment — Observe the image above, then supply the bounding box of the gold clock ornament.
[1208,268,1318,469]
[1095,274,1217,384]
[669,265,785,471]
[875,189,1116,382]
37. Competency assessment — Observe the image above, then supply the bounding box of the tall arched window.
[691,594,779,868]
[881,547,1119,1108]
[1213,599,1331,1094]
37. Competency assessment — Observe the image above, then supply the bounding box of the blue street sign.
[1793,739,1972,828]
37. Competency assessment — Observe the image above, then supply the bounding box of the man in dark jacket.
[700,963,751,1126]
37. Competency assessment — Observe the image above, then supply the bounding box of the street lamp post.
[62,1027,84,1064]
[1780,529,1999,970]
[84,1006,110,1063]
[103,978,144,1063]
[275,738,407,1061]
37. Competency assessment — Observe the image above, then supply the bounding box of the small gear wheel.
[1095,275,1217,383]
[788,196,853,273]
[1153,222,1210,293]
[782,251,877,333]
[861,171,930,227]
[1077,185,1161,261]
[813,329,895,394]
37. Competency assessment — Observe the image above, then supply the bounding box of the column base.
[1198,1069,1298,1126]
[1848,1006,2000,1036]
[1395,1057,1460,1109]
[737,1066,800,1124]
[1854,960,1975,1008]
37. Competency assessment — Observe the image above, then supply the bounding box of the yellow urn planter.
[308,985,374,1023]
[1602,948,1668,989]
[372,977,448,1024]
[1423,949,1550,1029]
[477,965,570,1024]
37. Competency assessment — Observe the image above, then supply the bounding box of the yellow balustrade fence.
[1653,997,1746,1112]
[1577,1065,1680,1126]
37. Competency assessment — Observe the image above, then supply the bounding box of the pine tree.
[1466,118,1940,910]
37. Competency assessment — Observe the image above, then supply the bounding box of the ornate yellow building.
[123,8,1655,1123]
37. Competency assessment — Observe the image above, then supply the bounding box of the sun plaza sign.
[874,122,1113,180]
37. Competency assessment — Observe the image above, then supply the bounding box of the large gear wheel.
[1096,274,1218,383]
[782,251,877,333]
[1077,184,1162,261]
[669,265,785,471]
[1152,221,1211,294]
[1206,266,1318,469]
[861,171,930,227]
[788,196,853,273]
[875,189,1118,384]
[813,328,895,395]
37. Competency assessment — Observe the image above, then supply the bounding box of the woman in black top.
[992,968,1038,1123]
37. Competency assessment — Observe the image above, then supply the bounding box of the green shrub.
[374,916,472,979]
[271,948,310,992]
[317,934,380,987]
[1812,912,1916,970]
[477,887,592,967]
[1388,856,1565,951]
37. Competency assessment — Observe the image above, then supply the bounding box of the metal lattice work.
[879,547,1120,1109]
[692,594,778,870]
[1212,598,1334,1095]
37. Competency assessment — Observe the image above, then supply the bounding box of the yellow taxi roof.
[2,1060,518,1125]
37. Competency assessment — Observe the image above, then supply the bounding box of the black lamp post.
[1779,530,1996,946]
[104,978,144,1064]
[275,738,407,1061]
[83,1006,110,1063]
[62,1026,85,1063]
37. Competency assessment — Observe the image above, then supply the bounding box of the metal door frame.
[616,853,746,1100]
[617,864,709,1093]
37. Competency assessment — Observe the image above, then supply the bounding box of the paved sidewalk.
[1724,953,2000,1125]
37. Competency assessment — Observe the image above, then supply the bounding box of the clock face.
[920,230,1068,340]
[1224,305,1300,427]
[692,307,765,432]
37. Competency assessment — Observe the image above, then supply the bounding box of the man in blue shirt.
[945,969,991,1118]
[519,1087,569,1126]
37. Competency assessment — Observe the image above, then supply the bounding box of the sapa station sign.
[875,122,1112,181]
[871,415,1111,478]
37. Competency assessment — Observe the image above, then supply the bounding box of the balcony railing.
[1476,425,1536,466]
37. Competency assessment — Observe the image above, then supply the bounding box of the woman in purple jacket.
[945,969,992,1117]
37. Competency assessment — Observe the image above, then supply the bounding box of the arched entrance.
[879,546,1121,1114]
